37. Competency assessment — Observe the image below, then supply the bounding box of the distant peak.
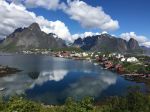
[129,38,136,41]
[14,28,23,33]
[128,38,139,44]
[28,23,41,31]
[49,33,58,38]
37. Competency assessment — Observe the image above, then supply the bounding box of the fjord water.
[0,54,147,104]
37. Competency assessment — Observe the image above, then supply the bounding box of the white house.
[127,57,138,63]
[116,54,124,59]
[121,57,126,62]
[82,52,88,57]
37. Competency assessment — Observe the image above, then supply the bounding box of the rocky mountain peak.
[0,23,66,51]
[14,28,24,33]
[28,23,41,32]
[128,38,140,50]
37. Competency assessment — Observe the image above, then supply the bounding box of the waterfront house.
[127,57,138,63]
[103,61,114,69]
[115,64,125,73]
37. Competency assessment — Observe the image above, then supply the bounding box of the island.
[0,65,21,77]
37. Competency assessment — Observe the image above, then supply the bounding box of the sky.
[0,0,150,47]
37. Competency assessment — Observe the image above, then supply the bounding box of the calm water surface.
[0,54,147,104]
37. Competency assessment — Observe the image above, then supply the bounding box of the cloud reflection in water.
[30,70,68,88]
[0,74,33,96]
[63,71,117,99]
[0,68,117,104]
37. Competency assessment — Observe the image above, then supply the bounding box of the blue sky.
[28,0,150,36]
[1,0,150,47]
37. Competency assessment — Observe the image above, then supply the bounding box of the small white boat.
[0,87,5,91]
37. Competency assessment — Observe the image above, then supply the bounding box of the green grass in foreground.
[0,87,150,112]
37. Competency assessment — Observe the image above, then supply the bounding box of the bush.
[103,87,150,112]
[64,97,94,112]
[122,62,148,74]
[1,89,150,112]
[6,96,41,112]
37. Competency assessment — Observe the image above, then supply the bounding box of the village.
[21,49,150,80]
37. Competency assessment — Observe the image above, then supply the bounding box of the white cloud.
[6,0,119,31]
[0,0,72,42]
[24,0,60,10]
[120,32,150,47]
[141,42,150,48]
[72,32,100,40]
[6,0,60,10]
[72,31,109,40]
[63,0,119,31]
[3,0,120,42]
[35,16,72,42]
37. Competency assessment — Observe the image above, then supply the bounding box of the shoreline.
[0,52,149,83]
[50,53,150,83]
[0,65,22,77]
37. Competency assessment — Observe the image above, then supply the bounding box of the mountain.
[73,33,142,53]
[0,23,144,53]
[128,38,141,50]
[0,23,66,51]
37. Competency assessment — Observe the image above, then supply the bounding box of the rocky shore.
[0,65,21,77]
[95,56,150,81]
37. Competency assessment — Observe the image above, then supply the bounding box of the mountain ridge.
[73,33,142,53]
[0,23,147,53]
[0,23,66,51]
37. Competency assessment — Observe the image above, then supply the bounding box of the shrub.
[64,97,94,112]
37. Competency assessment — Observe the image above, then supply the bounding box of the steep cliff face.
[73,38,83,47]
[128,38,140,50]
[0,23,66,51]
[73,34,142,53]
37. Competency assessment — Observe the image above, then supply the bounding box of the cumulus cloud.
[24,0,60,10]
[120,32,150,47]
[141,42,150,48]
[72,31,109,40]
[35,16,72,42]
[0,0,72,41]
[6,0,61,10]
[72,32,100,40]
[63,0,119,31]
[7,0,119,31]
[3,0,120,42]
